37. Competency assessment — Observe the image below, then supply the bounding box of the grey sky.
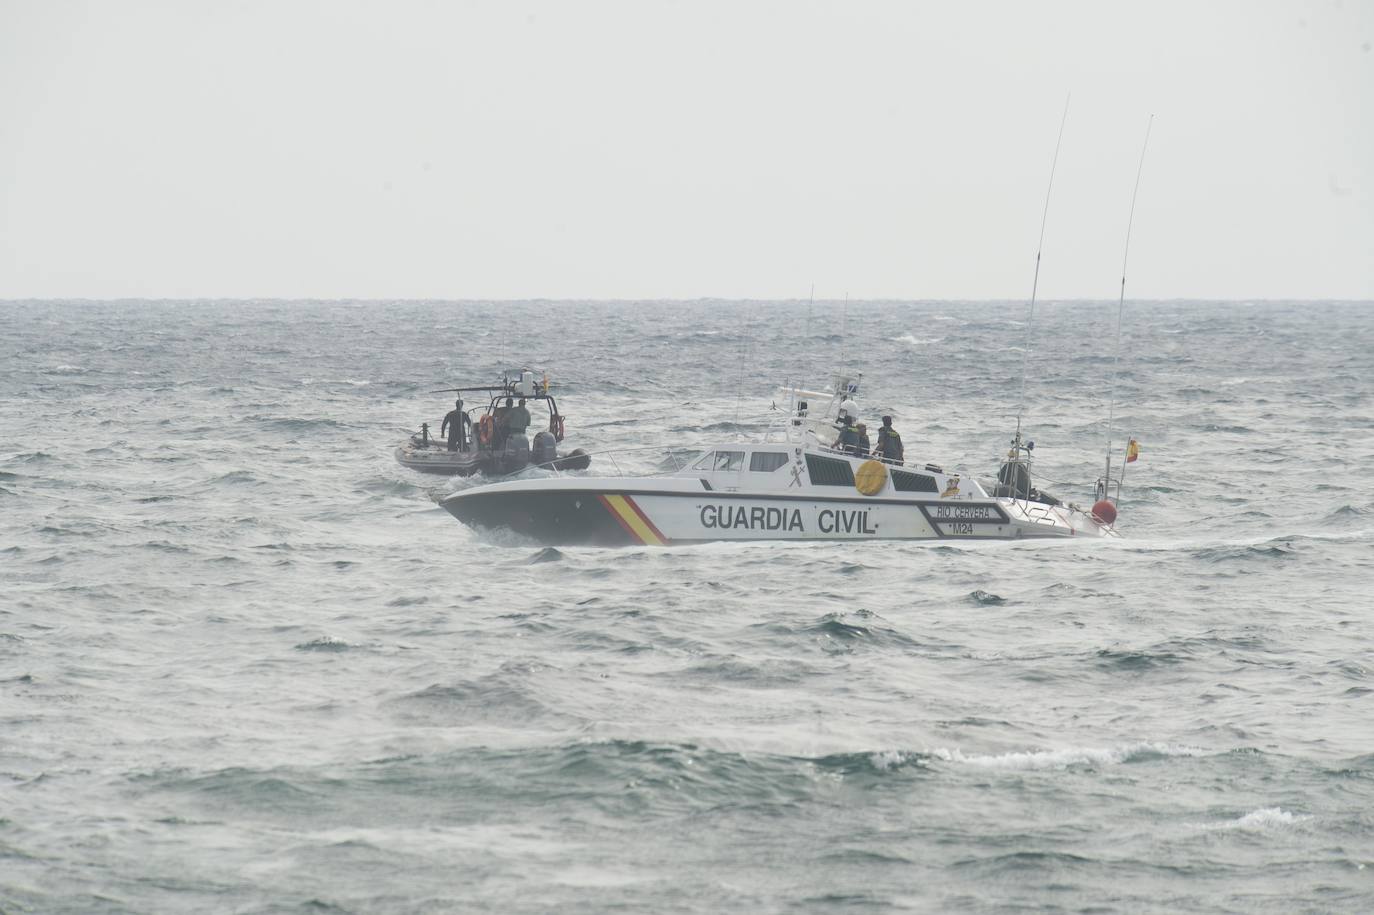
[2,0,1370,300]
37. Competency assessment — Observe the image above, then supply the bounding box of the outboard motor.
[531,430,558,468]
[502,432,531,471]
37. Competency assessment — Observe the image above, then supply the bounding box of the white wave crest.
[1188,806,1308,832]
[869,750,917,770]
[1230,807,1305,830]
[926,742,1204,771]
[892,334,942,346]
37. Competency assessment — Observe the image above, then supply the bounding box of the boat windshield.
[690,450,745,472]
[712,451,745,471]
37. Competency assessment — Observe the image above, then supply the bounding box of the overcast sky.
[1,0,1370,300]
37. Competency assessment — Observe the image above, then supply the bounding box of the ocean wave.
[358,477,426,497]
[924,742,1206,771]
[36,525,95,538]
[250,416,349,433]
[1190,541,1301,563]
[384,595,429,607]
[134,767,322,813]
[1092,647,1186,672]
[294,636,356,652]
[527,547,564,564]
[799,611,920,650]
[209,470,259,485]
[1197,806,1308,831]
[388,666,571,726]
[140,539,191,553]
[670,656,815,686]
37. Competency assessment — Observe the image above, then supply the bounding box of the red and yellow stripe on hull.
[597,494,669,546]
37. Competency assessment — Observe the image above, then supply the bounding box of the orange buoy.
[1091,499,1118,525]
[854,459,888,496]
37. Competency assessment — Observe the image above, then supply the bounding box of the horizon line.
[3,296,1373,306]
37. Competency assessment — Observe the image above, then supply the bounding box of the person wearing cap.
[832,414,860,454]
[874,415,904,463]
[442,399,470,452]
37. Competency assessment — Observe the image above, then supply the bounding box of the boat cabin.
[681,444,987,500]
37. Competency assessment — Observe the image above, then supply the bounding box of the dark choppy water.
[2,299,1372,913]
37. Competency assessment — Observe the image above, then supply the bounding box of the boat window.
[805,454,855,486]
[690,451,715,470]
[712,450,745,472]
[749,452,789,472]
[891,469,940,492]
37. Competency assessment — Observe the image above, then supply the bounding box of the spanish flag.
[1125,439,1140,463]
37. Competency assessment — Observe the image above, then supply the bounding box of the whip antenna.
[841,291,849,367]
[805,282,814,340]
[1103,114,1153,494]
[1013,93,1071,440]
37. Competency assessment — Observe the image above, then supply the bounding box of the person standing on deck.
[506,397,532,438]
[833,415,860,453]
[442,400,470,451]
[874,415,904,463]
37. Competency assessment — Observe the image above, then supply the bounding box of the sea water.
[2,299,1372,912]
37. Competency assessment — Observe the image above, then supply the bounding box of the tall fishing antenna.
[840,291,849,367]
[1013,94,1071,440]
[804,282,815,366]
[805,283,814,340]
[1102,114,1154,495]
[733,304,751,426]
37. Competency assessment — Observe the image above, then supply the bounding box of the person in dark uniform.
[494,397,514,448]
[441,399,470,452]
[855,423,871,457]
[833,415,860,454]
[507,397,532,436]
[874,415,904,463]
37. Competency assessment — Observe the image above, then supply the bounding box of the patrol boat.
[396,370,591,477]
[439,374,1120,545]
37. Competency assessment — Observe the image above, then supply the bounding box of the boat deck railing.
[524,441,941,482]
[523,445,696,479]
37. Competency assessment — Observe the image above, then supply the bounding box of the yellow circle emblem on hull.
[854,459,888,496]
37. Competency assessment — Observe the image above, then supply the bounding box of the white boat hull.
[442,479,1115,546]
